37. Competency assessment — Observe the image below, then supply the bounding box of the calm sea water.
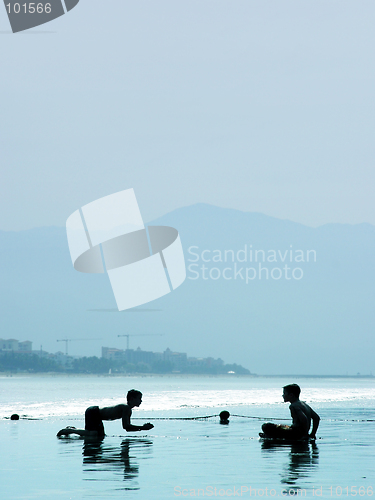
[1,375,374,499]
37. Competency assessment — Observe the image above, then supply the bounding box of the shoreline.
[0,372,373,379]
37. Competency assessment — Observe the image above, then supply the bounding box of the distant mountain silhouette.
[0,204,374,375]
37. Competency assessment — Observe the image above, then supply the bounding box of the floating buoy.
[219,411,230,424]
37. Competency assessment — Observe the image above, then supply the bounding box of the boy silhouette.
[261,384,320,440]
[57,389,153,438]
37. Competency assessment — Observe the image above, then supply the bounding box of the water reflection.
[82,437,153,490]
[261,440,319,492]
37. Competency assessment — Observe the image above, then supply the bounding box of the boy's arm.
[309,409,320,439]
[121,406,154,432]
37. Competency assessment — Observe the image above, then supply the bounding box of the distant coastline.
[0,372,373,379]
[0,342,251,375]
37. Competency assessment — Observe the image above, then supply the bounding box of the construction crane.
[56,338,102,356]
[117,334,164,350]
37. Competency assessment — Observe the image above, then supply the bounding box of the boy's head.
[282,384,301,402]
[127,389,143,406]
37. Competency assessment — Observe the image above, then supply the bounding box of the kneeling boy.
[57,389,153,437]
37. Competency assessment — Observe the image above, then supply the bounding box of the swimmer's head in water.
[127,389,143,405]
[219,410,230,423]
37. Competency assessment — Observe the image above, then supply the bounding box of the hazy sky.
[1,0,374,230]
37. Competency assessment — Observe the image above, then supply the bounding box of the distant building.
[187,357,206,367]
[0,339,19,351]
[126,347,155,365]
[0,339,32,352]
[18,341,32,352]
[52,351,73,367]
[102,347,126,361]
[163,347,188,369]
[101,345,227,372]
[102,346,155,365]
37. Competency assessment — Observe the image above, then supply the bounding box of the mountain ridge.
[0,203,374,375]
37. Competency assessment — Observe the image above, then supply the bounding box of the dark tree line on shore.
[0,353,63,372]
[0,352,250,375]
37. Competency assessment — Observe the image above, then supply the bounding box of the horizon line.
[1,202,374,233]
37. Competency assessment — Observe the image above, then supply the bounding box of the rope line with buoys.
[3,412,375,422]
